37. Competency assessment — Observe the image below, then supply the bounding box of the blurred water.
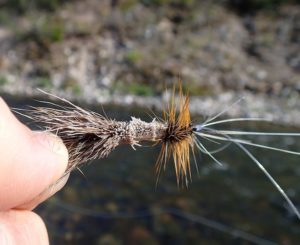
[4,95,300,245]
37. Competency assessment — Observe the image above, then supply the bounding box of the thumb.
[0,210,49,245]
[0,98,69,210]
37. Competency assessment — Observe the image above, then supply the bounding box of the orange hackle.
[155,84,194,187]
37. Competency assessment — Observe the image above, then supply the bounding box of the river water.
[3,94,300,245]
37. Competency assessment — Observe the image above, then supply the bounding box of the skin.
[0,97,69,245]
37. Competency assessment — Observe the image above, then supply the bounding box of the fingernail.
[34,131,68,157]
[33,131,69,181]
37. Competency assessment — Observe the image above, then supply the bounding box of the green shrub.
[115,82,155,96]
[46,20,64,42]
[0,76,8,86]
[71,84,82,96]
[36,76,52,88]
[127,83,154,96]
[119,0,139,11]
[62,77,82,96]
[17,16,64,45]
[125,50,143,64]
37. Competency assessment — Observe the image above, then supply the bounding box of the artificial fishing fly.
[18,86,300,220]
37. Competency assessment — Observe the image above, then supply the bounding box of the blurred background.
[1,0,300,244]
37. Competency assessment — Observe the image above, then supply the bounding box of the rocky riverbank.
[0,0,299,126]
[2,85,299,128]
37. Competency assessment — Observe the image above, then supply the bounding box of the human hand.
[0,97,69,244]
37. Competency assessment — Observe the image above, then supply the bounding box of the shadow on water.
[3,94,300,245]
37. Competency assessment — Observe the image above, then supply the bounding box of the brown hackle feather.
[155,85,194,186]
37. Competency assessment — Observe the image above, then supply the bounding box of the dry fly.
[18,86,300,220]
